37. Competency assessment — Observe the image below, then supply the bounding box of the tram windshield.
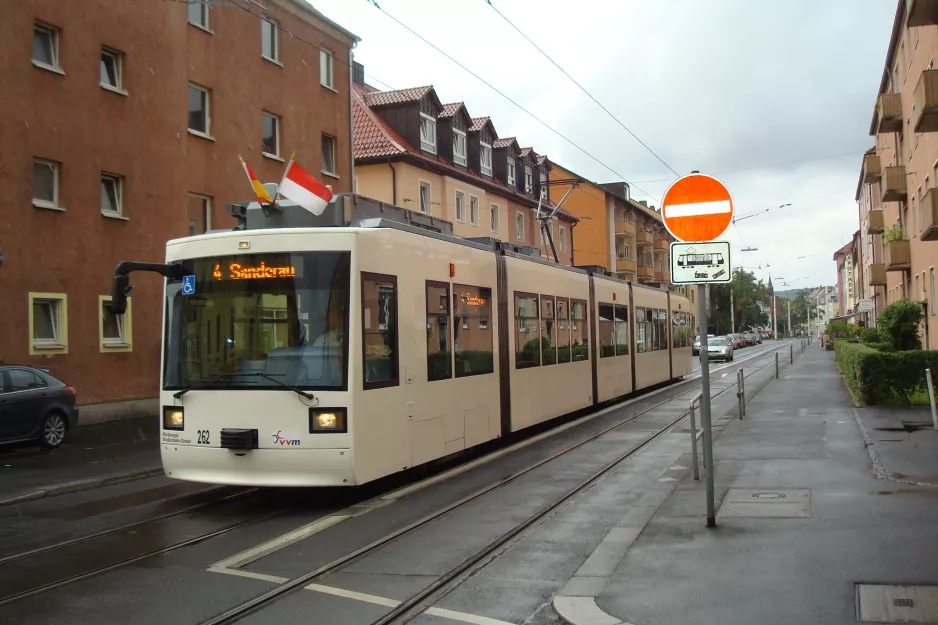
[162,251,351,392]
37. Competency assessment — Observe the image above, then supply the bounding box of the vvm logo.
[272,430,301,446]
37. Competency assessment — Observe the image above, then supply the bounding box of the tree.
[707,269,770,334]
[877,299,924,351]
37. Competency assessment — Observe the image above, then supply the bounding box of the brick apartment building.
[0,0,357,412]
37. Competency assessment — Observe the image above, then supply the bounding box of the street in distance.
[670,241,732,284]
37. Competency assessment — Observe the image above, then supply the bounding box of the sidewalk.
[555,342,938,625]
[0,416,161,505]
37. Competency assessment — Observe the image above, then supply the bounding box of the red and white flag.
[277,156,333,216]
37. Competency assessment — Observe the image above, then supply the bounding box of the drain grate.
[857,583,938,622]
[894,598,916,608]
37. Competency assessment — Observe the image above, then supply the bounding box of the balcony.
[908,0,938,27]
[636,230,654,246]
[921,188,938,241]
[915,70,938,132]
[653,237,669,251]
[875,93,903,134]
[614,220,635,237]
[866,208,884,234]
[863,153,881,184]
[869,263,887,286]
[655,270,671,283]
[637,265,655,281]
[881,166,907,203]
[884,238,911,271]
[615,257,636,273]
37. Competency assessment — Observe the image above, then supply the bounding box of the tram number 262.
[197,430,211,445]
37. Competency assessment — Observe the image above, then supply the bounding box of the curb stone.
[0,467,164,507]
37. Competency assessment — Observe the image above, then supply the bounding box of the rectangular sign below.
[858,299,873,312]
[669,241,732,284]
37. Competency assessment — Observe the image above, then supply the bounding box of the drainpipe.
[387,158,397,205]
[349,43,357,194]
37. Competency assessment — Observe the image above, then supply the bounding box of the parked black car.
[0,365,79,449]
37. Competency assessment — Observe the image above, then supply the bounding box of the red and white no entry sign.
[660,173,734,243]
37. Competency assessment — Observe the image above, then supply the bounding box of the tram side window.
[671,311,689,348]
[362,273,398,388]
[454,284,494,377]
[571,299,589,361]
[635,306,647,353]
[541,295,557,365]
[659,310,669,351]
[515,294,540,368]
[426,281,452,381]
[599,303,615,358]
[614,305,629,355]
[556,298,571,363]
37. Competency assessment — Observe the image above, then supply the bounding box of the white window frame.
[559,226,566,252]
[453,129,467,166]
[188,193,212,235]
[524,166,533,194]
[516,211,525,241]
[32,158,61,210]
[187,0,210,29]
[507,160,516,186]
[490,203,499,233]
[469,195,479,227]
[262,111,280,158]
[30,294,67,353]
[33,22,61,72]
[420,113,437,154]
[100,298,129,348]
[321,133,337,177]
[261,18,279,62]
[455,191,465,223]
[320,49,334,89]
[419,182,431,214]
[100,172,123,217]
[480,142,493,177]
[540,173,548,199]
[187,83,211,137]
[100,47,125,93]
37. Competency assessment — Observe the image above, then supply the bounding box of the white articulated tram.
[108,195,693,487]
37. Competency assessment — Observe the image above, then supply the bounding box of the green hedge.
[834,340,938,404]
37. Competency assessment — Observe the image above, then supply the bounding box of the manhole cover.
[753,492,786,500]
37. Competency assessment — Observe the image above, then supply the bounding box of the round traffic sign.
[660,173,734,243]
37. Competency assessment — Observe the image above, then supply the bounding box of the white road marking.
[211,514,350,569]
[207,566,289,584]
[664,199,731,218]
[304,583,516,624]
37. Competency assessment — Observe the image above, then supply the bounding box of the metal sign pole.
[697,283,716,528]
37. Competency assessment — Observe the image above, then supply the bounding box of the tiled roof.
[440,102,464,118]
[536,154,547,165]
[363,86,433,107]
[470,117,491,132]
[833,241,853,260]
[493,137,517,149]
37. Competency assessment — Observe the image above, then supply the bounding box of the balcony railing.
[884,238,911,271]
[915,70,938,132]
[863,153,881,183]
[615,257,636,273]
[637,265,655,280]
[908,0,938,27]
[614,220,636,237]
[921,188,938,241]
[875,93,903,134]
[866,208,884,234]
[869,263,887,286]
[653,237,668,251]
[636,230,654,245]
[881,166,907,203]
[655,270,671,283]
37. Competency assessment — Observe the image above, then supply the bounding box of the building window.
[516,211,525,241]
[455,192,465,222]
[33,22,60,70]
[261,19,278,61]
[453,130,467,166]
[490,204,499,232]
[262,112,279,157]
[559,226,566,252]
[29,293,67,354]
[33,158,60,209]
[100,47,123,91]
[426,282,452,381]
[480,142,492,176]
[515,293,539,368]
[101,172,123,216]
[322,134,337,176]
[187,84,210,135]
[453,284,494,377]
[100,295,132,351]
[362,273,399,389]
[507,160,516,186]
[320,49,334,89]
[540,173,548,199]
[470,196,479,226]
[419,182,430,214]
[188,1,209,28]
[524,166,533,194]
[420,113,437,154]
[188,193,211,235]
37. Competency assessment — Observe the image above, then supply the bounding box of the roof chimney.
[352,61,365,85]
[638,200,648,207]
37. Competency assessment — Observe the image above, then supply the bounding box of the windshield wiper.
[215,372,316,401]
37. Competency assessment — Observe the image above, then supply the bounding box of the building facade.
[351,71,577,266]
[857,148,887,324]
[1,0,357,409]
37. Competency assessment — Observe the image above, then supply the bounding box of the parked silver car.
[701,335,734,362]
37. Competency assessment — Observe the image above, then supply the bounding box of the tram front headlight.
[163,406,185,431]
[309,408,347,433]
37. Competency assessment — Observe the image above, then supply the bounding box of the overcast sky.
[312,0,896,291]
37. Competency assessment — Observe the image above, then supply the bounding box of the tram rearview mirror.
[109,274,132,315]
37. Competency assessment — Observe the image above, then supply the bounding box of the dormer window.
[507,160,516,186]
[420,113,437,154]
[539,171,548,199]
[524,165,533,194]
[453,129,467,166]
[480,142,492,176]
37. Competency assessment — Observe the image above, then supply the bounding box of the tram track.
[200,343,793,625]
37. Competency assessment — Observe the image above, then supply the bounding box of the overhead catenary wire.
[363,0,661,204]
[483,0,680,179]
[632,150,867,184]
